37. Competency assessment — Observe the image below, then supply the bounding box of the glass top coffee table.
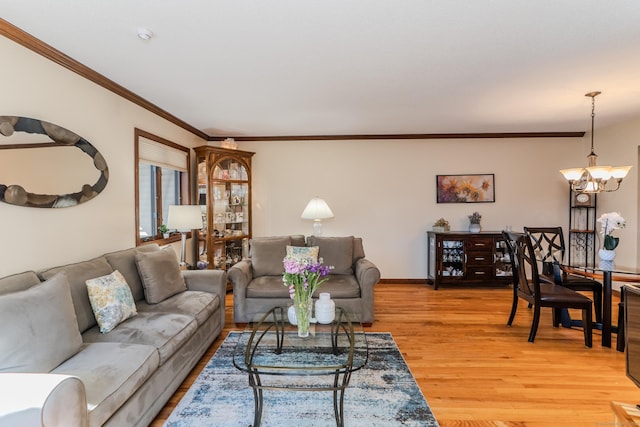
[233,306,368,427]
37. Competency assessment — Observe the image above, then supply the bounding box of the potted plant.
[432,218,450,232]
[468,212,481,233]
[158,224,170,239]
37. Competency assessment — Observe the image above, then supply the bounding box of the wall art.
[436,174,495,203]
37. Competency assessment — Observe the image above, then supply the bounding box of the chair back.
[523,226,565,275]
[502,231,541,300]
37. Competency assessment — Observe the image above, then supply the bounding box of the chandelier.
[560,91,631,193]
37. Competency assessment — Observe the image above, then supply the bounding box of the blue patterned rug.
[165,332,439,426]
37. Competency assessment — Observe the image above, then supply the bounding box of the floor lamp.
[167,205,203,268]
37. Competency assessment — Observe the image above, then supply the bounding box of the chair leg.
[507,293,519,326]
[617,301,625,352]
[583,306,593,348]
[552,308,561,327]
[593,288,603,323]
[528,304,541,343]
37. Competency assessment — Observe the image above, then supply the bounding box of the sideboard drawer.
[466,266,493,279]
[467,252,493,266]
[466,238,494,250]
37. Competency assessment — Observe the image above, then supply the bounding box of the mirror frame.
[0,116,109,208]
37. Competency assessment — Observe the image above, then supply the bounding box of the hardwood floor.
[151,283,640,426]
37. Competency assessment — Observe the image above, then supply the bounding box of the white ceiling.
[2,1,640,138]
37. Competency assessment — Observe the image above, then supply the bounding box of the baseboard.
[378,278,429,284]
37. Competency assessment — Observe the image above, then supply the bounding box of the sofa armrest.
[355,258,380,324]
[182,269,227,327]
[0,373,87,427]
[227,260,253,297]
[355,258,381,290]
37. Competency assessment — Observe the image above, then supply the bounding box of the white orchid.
[597,212,626,250]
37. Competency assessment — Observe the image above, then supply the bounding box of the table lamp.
[167,205,203,268]
[301,197,334,236]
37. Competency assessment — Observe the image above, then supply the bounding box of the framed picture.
[436,174,495,203]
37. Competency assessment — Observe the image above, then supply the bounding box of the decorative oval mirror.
[0,116,109,208]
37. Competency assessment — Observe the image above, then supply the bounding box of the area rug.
[165,332,439,426]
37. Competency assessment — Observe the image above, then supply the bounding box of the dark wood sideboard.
[427,231,513,290]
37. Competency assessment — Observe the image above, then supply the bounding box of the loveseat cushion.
[246,275,360,299]
[0,273,83,373]
[307,236,355,275]
[135,247,187,304]
[39,256,115,333]
[86,270,138,334]
[104,244,160,302]
[82,312,197,365]
[137,290,219,326]
[0,270,41,295]
[51,342,159,427]
[250,236,292,276]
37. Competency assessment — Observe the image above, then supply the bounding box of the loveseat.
[228,235,380,324]
[0,244,226,427]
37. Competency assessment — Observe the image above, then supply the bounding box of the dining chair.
[524,226,603,323]
[502,231,593,347]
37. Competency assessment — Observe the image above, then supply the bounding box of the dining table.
[561,263,640,350]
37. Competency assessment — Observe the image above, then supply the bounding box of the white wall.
[2,33,639,280]
[240,136,607,278]
[0,36,206,277]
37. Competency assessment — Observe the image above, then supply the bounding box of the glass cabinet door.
[441,239,465,277]
[494,239,513,278]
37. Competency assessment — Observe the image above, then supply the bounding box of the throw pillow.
[307,236,355,275]
[0,272,83,373]
[250,236,291,276]
[86,270,137,333]
[135,246,187,304]
[286,245,319,264]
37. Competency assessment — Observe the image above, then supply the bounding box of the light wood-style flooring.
[151,283,640,427]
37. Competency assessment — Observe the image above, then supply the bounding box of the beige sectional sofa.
[0,244,226,427]
[228,235,380,324]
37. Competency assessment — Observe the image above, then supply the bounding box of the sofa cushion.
[0,273,83,373]
[286,245,319,264]
[39,257,114,333]
[135,247,187,304]
[246,274,360,299]
[137,290,219,326]
[0,270,41,295]
[51,342,159,427]
[307,236,355,275]
[250,236,291,276]
[86,270,138,334]
[104,244,160,302]
[82,312,197,365]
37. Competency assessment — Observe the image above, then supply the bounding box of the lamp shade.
[166,205,203,231]
[300,198,334,220]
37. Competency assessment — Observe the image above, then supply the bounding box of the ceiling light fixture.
[560,91,631,193]
[137,28,153,41]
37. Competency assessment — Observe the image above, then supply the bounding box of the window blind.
[138,137,188,172]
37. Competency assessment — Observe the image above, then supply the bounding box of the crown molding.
[208,131,585,142]
[0,18,209,140]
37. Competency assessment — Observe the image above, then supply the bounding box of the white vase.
[469,223,481,233]
[315,293,336,324]
[287,305,298,325]
[598,248,616,262]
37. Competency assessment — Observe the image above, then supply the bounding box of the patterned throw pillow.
[86,270,137,333]
[286,245,319,264]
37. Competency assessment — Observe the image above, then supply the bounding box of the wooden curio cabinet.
[427,231,513,290]
[194,146,254,270]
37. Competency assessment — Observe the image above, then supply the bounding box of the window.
[135,129,190,245]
